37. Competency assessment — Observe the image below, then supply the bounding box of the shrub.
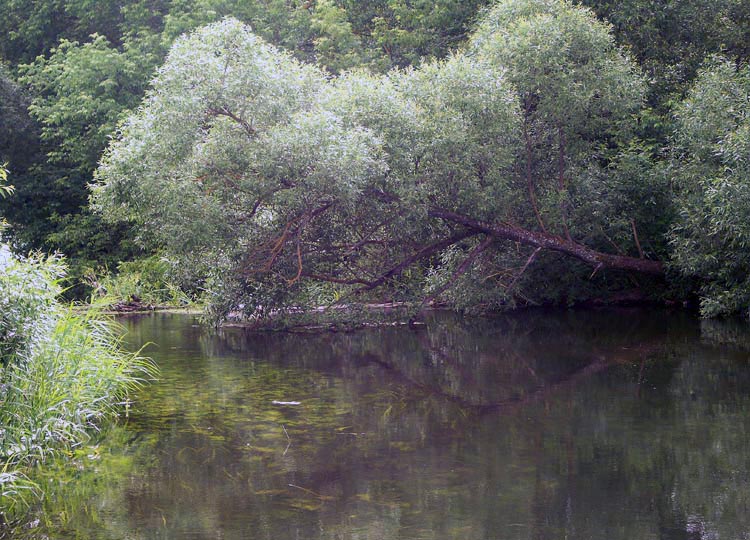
[88,255,193,307]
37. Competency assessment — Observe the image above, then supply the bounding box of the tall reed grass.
[0,245,154,521]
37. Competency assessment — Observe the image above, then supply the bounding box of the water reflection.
[16,308,750,539]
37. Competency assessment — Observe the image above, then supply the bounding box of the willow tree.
[94,0,666,323]
[670,57,750,317]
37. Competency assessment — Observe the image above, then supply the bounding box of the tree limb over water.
[428,208,665,276]
[93,3,671,324]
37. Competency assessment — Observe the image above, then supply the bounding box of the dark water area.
[19,308,750,539]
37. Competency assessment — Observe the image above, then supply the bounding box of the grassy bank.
[0,245,154,524]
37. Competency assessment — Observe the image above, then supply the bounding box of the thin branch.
[506,246,542,296]
[414,236,495,316]
[248,197,264,219]
[557,125,572,242]
[282,424,291,456]
[287,236,303,286]
[523,116,546,232]
[631,218,644,259]
[355,231,478,293]
[300,273,372,286]
[262,221,294,272]
[332,220,390,253]
[363,187,399,204]
[207,106,256,138]
[288,484,329,500]
[599,225,627,256]
[256,202,333,275]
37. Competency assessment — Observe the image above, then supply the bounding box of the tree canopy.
[0,0,491,278]
[93,1,669,323]
[2,0,750,319]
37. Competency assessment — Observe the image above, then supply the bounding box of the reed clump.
[0,245,154,520]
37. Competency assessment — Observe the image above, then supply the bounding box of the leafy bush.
[89,255,193,307]
[0,247,62,366]
[670,57,750,317]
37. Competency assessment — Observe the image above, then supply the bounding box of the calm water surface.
[22,309,750,539]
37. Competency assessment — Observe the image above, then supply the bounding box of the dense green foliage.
[0,0,489,290]
[581,0,750,105]
[670,58,750,317]
[94,1,668,322]
[90,255,193,306]
[0,0,489,69]
[1,0,750,317]
[468,0,653,247]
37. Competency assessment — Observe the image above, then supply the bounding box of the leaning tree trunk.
[428,207,664,276]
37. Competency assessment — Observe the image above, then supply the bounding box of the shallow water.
[19,308,750,539]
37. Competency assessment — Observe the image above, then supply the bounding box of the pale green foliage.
[470,0,646,242]
[0,165,12,245]
[0,163,12,199]
[395,55,519,217]
[94,18,520,316]
[95,19,326,250]
[89,255,192,307]
[471,0,643,134]
[95,2,655,321]
[94,19,393,318]
[671,57,750,317]
[321,70,425,183]
[321,55,519,215]
[0,248,63,365]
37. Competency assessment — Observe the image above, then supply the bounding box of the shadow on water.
[14,307,750,539]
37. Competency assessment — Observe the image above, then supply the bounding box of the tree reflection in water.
[15,308,750,540]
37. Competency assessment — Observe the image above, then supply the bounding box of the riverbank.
[214,292,691,333]
[0,248,155,526]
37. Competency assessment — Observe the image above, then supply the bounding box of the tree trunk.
[428,207,664,276]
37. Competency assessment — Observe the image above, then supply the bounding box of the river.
[18,308,750,539]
